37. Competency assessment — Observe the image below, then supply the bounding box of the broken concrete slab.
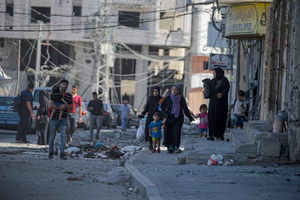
[257,140,281,157]
[122,146,142,152]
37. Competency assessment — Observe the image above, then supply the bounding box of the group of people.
[15,67,247,159]
[140,68,247,154]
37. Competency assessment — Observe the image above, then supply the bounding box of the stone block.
[257,140,281,157]
[235,144,258,154]
[278,133,288,142]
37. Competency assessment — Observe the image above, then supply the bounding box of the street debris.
[207,154,233,166]
[67,176,83,181]
[61,142,142,161]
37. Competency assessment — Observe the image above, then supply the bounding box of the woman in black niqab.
[207,68,230,140]
[139,86,162,150]
[37,90,50,145]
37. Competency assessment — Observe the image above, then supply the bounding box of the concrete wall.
[260,0,300,162]
[289,0,300,162]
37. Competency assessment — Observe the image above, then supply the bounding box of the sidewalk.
[126,133,300,200]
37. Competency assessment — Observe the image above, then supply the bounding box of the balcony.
[115,0,154,6]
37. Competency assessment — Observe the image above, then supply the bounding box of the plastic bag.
[207,154,218,166]
[136,120,145,142]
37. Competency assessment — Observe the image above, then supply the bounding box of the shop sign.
[225,3,270,38]
[209,53,232,70]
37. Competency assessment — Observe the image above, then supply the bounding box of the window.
[118,12,140,28]
[31,7,51,23]
[0,38,4,48]
[73,6,81,16]
[203,61,209,70]
[6,3,13,16]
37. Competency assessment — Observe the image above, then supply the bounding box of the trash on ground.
[207,154,233,166]
[94,141,105,149]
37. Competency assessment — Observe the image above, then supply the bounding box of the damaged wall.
[289,0,300,162]
[261,0,300,162]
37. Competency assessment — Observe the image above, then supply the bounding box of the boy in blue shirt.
[149,112,166,153]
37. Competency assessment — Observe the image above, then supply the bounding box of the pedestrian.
[67,84,82,144]
[191,104,209,138]
[148,112,166,153]
[161,84,194,154]
[138,86,162,150]
[48,79,73,160]
[120,100,130,132]
[207,68,230,141]
[87,92,104,141]
[36,90,50,145]
[228,90,247,129]
[15,83,35,143]
[122,93,129,103]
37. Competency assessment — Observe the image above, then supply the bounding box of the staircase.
[230,120,289,162]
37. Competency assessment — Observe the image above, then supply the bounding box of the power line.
[0,11,198,32]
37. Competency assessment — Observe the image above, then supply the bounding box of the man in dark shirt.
[15,83,35,143]
[87,92,104,141]
[48,79,73,160]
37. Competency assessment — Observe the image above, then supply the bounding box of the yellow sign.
[225,3,270,38]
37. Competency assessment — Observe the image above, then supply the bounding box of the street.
[0,127,144,200]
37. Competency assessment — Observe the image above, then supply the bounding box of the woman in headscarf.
[207,68,230,141]
[161,85,194,154]
[139,86,162,150]
[36,90,50,145]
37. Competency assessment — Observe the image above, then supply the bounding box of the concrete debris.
[122,146,142,152]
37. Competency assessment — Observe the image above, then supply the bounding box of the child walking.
[228,90,247,129]
[50,86,68,120]
[148,112,166,153]
[191,104,209,138]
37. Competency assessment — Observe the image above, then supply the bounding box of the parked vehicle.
[84,102,118,129]
[103,103,118,129]
[0,96,20,130]
[110,104,139,129]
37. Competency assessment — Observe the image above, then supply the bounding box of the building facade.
[0,0,192,109]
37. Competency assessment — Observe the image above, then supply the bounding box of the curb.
[125,151,164,200]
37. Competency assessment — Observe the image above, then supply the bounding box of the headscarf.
[170,85,181,118]
[151,86,161,101]
[214,68,225,80]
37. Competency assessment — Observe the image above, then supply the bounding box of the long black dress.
[37,90,50,145]
[208,68,230,139]
[141,93,161,147]
[161,95,194,149]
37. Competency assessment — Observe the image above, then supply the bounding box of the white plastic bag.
[207,154,217,166]
[136,120,145,142]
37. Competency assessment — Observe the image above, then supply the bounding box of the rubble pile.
[63,142,142,161]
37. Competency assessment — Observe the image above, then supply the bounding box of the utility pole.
[16,39,21,95]
[35,21,43,88]
[94,0,114,103]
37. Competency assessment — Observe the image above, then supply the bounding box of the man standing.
[87,92,104,141]
[15,83,35,143]
[67,84,82,144]
[120,100,130,132]
[122,93,129,103]
[48,79,73,160]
